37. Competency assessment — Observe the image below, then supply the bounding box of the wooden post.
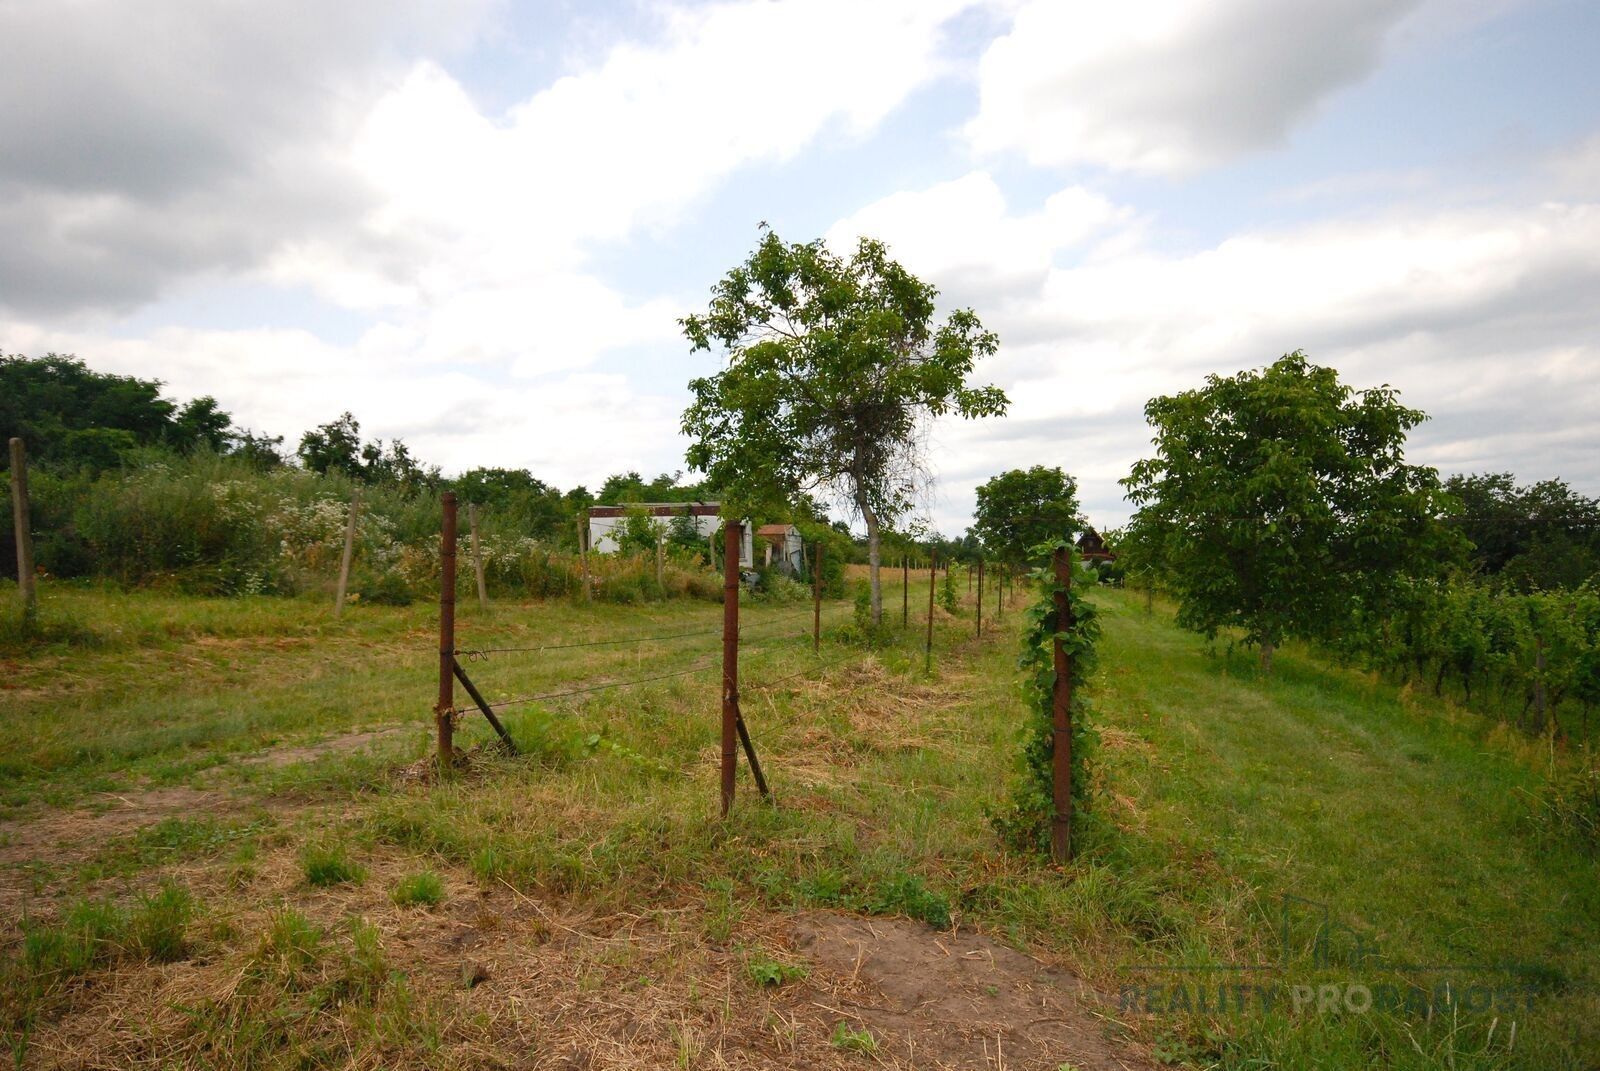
[996,563,1004,620]
[9,438,36,624]
[1050,546,1074,863]
[656,535,665,589]
[578,513,590,601]
[902,557,909,629]
[925,549,936,673]
[721,520,742,817]
[976,560,984,638]
[812,542,823,654]
[436,492,458,767]
[334,492,359,617]
[468,503,488,610]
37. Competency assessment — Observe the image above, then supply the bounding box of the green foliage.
[128,882,197,962]
[829,1022,878,1054]
[1444,472,1600,589]
[680,227,1007,623]
[301,844,365,887]
[992,541,1103,856]
[296,412,437,490]
[1121,351,1459,665]
[391,872,446,908]
[355,568,413,606]
[972,466,1082,567]
[742,950,808,988]
[862,873,951,928]
[1344,577,1600,741]
[840,580,895,647]
[939,567,959,613]
[1527,762,1600,855]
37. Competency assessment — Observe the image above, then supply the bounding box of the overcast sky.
[3,0,1597,533]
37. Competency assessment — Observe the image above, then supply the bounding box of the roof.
[756,523,798,537]
[587,502,720,518]
[1076,527,1116,560]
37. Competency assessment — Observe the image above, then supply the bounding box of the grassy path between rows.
[1,580,1595,1068]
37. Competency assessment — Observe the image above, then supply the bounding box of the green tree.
[0,352,223,471]
[1444,472,1600,590]
[297,413,436,489]
[1121,351,1458,671]
[297,413,364,478]
[680,228,1008,624]
[971,466,1082,567]
[168,396,234,453]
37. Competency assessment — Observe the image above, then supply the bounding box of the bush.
[355,569,413,607]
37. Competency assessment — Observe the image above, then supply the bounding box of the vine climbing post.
[721,519,741,816]
[436,492,458,767]
[1050,545,1074,863]
[812,542,823,654]
[925,549,936,673]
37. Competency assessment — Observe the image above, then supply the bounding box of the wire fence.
[451,604,857,715]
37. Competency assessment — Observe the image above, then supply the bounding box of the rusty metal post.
[721,519,741,816]
[9,438,35,624]
[924,549,936,673]
[976,559,984,638]
[436,492,458,767]
[1050,546,1074,863]
[812,541,823,654]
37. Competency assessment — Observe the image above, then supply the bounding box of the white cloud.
[830,179,1600,530]
[965,0,1421,173]
[825,171,1128,305]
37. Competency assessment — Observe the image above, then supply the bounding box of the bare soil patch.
[792,912,1156,1071]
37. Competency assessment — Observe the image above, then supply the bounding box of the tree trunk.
[857,490,883,625]
[1259,641,1275,674]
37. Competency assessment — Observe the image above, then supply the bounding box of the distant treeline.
[0,353,873,598]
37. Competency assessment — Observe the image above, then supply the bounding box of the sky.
[3,0,1598,535]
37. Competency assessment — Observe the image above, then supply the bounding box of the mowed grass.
[0,576,1595,1068]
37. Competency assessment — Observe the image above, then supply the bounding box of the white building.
[585,503,752,567]
[755,523,805,574]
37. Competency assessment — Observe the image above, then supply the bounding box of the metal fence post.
[1051,546,1074,863]
[721,519,741,816]
[436,492,458,766]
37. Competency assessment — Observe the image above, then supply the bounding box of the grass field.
[1,575,1595,1069]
